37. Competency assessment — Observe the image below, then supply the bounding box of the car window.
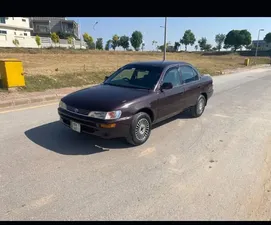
[162,67,181,88]
[110,68,135,81]
[179,66,199,83]
[136,70,149,79]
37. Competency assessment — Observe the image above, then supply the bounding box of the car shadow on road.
[24,121,131,155]
[24,110,193,155]
[152,109,193,129]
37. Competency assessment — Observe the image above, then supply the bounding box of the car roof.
[126,60,192,69]
[126,60,190,68]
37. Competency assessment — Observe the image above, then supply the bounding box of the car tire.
[126,112,152,146]
[190,94,206,118]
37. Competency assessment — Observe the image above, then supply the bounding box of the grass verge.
[22,57,270,92]
[24,71,110,92]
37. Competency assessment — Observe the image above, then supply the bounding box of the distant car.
[58,61,213,146]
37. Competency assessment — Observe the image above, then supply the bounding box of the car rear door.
[179,65,202,108]
[156,66,186,121]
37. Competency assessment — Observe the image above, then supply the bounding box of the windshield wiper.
[104,83,150,90]
[104,83,132,88]
[129,86,150,90]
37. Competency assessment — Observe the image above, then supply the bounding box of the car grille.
[67,105,89,116]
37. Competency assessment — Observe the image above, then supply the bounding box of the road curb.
[0,94,66,109]
[0,85,93,109]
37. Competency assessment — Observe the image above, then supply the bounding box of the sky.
[68,17,270,51]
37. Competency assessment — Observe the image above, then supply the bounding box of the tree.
[88,42,96,50]
[205,44,212,51]
[158,43,169,52]
[198,37,207,51]
[111,34,119,51]
[130,30,143,51]
[67,36,73,48]
[180,30,196,51]
[96,38,103,50]
[141,43,145,51]
[12,39,19,47]
[50,32,60,47]
[56,31,76,40]
[174,42,180,52]
[212,47,217,51]
[119,35,130,50]
[264,33,271,44]
[35,35,41,48]
[224,29,252,51]
[223,44,231,50]
[198,37,212,51]
[83,32,94,49]
[105,40,112,51]
[215,34,226,51]
[195,45,198,51]
[158,45,164,52]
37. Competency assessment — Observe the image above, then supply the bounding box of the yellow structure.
[244,58,250,66]
[0,59,25,88]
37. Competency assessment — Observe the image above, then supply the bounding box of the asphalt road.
[1,67,271,220]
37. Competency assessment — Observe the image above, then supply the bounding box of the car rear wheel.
[126,112,152,146]
[190,94,206,118]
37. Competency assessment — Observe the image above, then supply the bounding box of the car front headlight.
[59,100,67,110]
[88,110,122,120]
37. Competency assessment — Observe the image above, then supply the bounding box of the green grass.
[24,71,110,92]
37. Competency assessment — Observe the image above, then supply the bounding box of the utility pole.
[255,28,264,57]
[78,19,82,49]
[163,17,167,61]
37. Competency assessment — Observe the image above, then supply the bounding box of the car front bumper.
[207,89,214,99]
[58,108,132,139]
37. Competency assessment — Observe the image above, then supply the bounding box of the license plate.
[70,121,81,133]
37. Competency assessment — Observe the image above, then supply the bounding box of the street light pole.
[255,28,264,57]
[163,17,167,61]
[93,21,98,30]
[93,21,98,50]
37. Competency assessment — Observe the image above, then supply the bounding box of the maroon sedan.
[58,61,213,146]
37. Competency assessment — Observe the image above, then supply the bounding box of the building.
[0,17,84,49]
[29,17,79,39]
[252,40,271,51]
[0,17,37,48]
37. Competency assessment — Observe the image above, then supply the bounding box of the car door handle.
[197,85,201,88]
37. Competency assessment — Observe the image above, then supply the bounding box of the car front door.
[179,65,202,108]
[156,66,186,122]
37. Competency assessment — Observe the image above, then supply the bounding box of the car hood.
[62,84,150,111]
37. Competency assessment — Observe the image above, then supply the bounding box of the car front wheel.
[126,112,152,146]
[190,94,206,118]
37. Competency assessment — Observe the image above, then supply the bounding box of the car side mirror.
[160,82,173,90]
[104,76,109,82]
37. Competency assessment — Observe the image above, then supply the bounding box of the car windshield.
[104,65,163,90]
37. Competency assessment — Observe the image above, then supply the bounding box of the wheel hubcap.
[135,118,150,141]
[197,98,205,114]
